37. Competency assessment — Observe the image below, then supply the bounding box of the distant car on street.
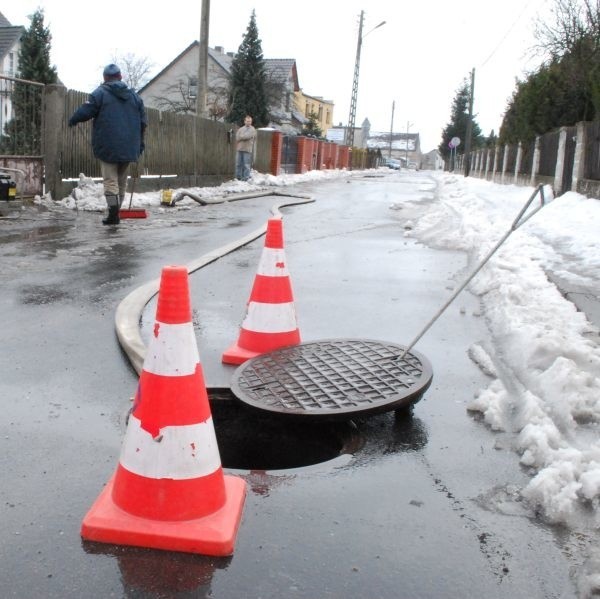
[386,158,401,170]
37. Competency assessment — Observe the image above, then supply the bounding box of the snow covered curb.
[402,172,600,527]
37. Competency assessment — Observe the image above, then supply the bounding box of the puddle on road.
[20,283,73,305]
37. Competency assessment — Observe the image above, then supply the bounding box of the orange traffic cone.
[222,217,300,365]
[81,265,246,555]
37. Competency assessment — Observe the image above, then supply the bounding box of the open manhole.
[209,395,363,470]
[231,338,433,421]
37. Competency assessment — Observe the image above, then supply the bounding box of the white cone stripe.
[120,415,221,479]
[242,301,298,333]
[256,248,289,277]
[144,321,200,376]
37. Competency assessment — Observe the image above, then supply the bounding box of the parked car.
[386,158,401,170]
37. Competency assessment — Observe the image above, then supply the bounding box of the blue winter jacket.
[69,81,147,163]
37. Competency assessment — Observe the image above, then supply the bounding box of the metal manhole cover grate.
[231,339,433,420]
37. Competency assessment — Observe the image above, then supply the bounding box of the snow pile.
[38,167,371,212]
[403,173,600,526]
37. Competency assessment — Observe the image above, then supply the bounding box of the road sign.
[449,136,461,149]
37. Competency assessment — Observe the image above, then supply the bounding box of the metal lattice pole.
[345,10,364,148]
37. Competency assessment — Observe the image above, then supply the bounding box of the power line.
[479,0,541,68]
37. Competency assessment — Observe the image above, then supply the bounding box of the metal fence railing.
[584,121,600,180]
[504,144,517,173]
[0,74,44,156]
[538,130,560,177]
[519,140,535,175]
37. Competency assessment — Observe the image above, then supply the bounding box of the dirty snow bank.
[403,173,600,529]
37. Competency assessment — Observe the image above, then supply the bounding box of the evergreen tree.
[0,9,57,154]
[301,112,323,138]
[485,130,498,148]
[227,10,269,127]
[438,80,484,160]
[18,9,58,83]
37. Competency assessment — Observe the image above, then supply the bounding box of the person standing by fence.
[235,115,256,181]
[69,64,147,225]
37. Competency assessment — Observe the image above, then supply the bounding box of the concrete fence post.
[42,84,67,200]
[514,142,523,185]
[501,145,509,184]
[554,127,567,194]
[571,121,587,193]
[530,136,541,187]
[492,145,500,181]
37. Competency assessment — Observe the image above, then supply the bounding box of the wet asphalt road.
[0,171,580,598]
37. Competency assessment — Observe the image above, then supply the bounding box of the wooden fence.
[2,79,379,199]
[42,84,361,200]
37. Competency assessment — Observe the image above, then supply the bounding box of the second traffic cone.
[222,217,300,365]
[81,265,246,556]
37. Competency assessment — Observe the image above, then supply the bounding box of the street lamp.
[345,11,386,149]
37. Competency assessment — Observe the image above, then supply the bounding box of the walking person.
[235,115,256,181]
[69,64,147,225]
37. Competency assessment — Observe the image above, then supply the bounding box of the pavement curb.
[115,194,314,375]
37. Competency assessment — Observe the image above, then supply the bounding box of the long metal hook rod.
[399,185,547,360]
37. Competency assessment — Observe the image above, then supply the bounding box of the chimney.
[227,52,235,57]
[214,46,224,54]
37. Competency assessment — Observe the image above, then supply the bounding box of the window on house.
[318,106,323,121]
[8,53,15,76]
[305,103,310,117]
[188,77,197,99]
[326,110,331,125]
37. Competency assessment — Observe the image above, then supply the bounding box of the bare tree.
[533,0,600,116]
[150,79,197,114]
[206,70,231,120]
[110,52,154,91]
[150,72,231,119]
[259,70,301,128]
[534,0,600,60]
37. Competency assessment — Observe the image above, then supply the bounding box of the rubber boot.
[102,206,120,225]
[102,194,120,225]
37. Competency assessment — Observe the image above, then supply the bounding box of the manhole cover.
[231,339,433,420]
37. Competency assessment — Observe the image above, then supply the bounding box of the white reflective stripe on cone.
[256,248,289,277]
[144,321,200,377]
[120,415,221,479]
[242,301,298,333]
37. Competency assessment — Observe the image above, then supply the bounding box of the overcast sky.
[6,0,551,151]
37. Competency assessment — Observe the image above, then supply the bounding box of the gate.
[281,135,298,174]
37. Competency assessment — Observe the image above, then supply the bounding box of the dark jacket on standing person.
[69,81,147,163]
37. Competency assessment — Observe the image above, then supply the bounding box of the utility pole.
[463,67,475,177]
[196,0,210,118]
[345,12,386,150]
[388,100,395,159]
[345,10,364,148]
[405,120,413,167]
